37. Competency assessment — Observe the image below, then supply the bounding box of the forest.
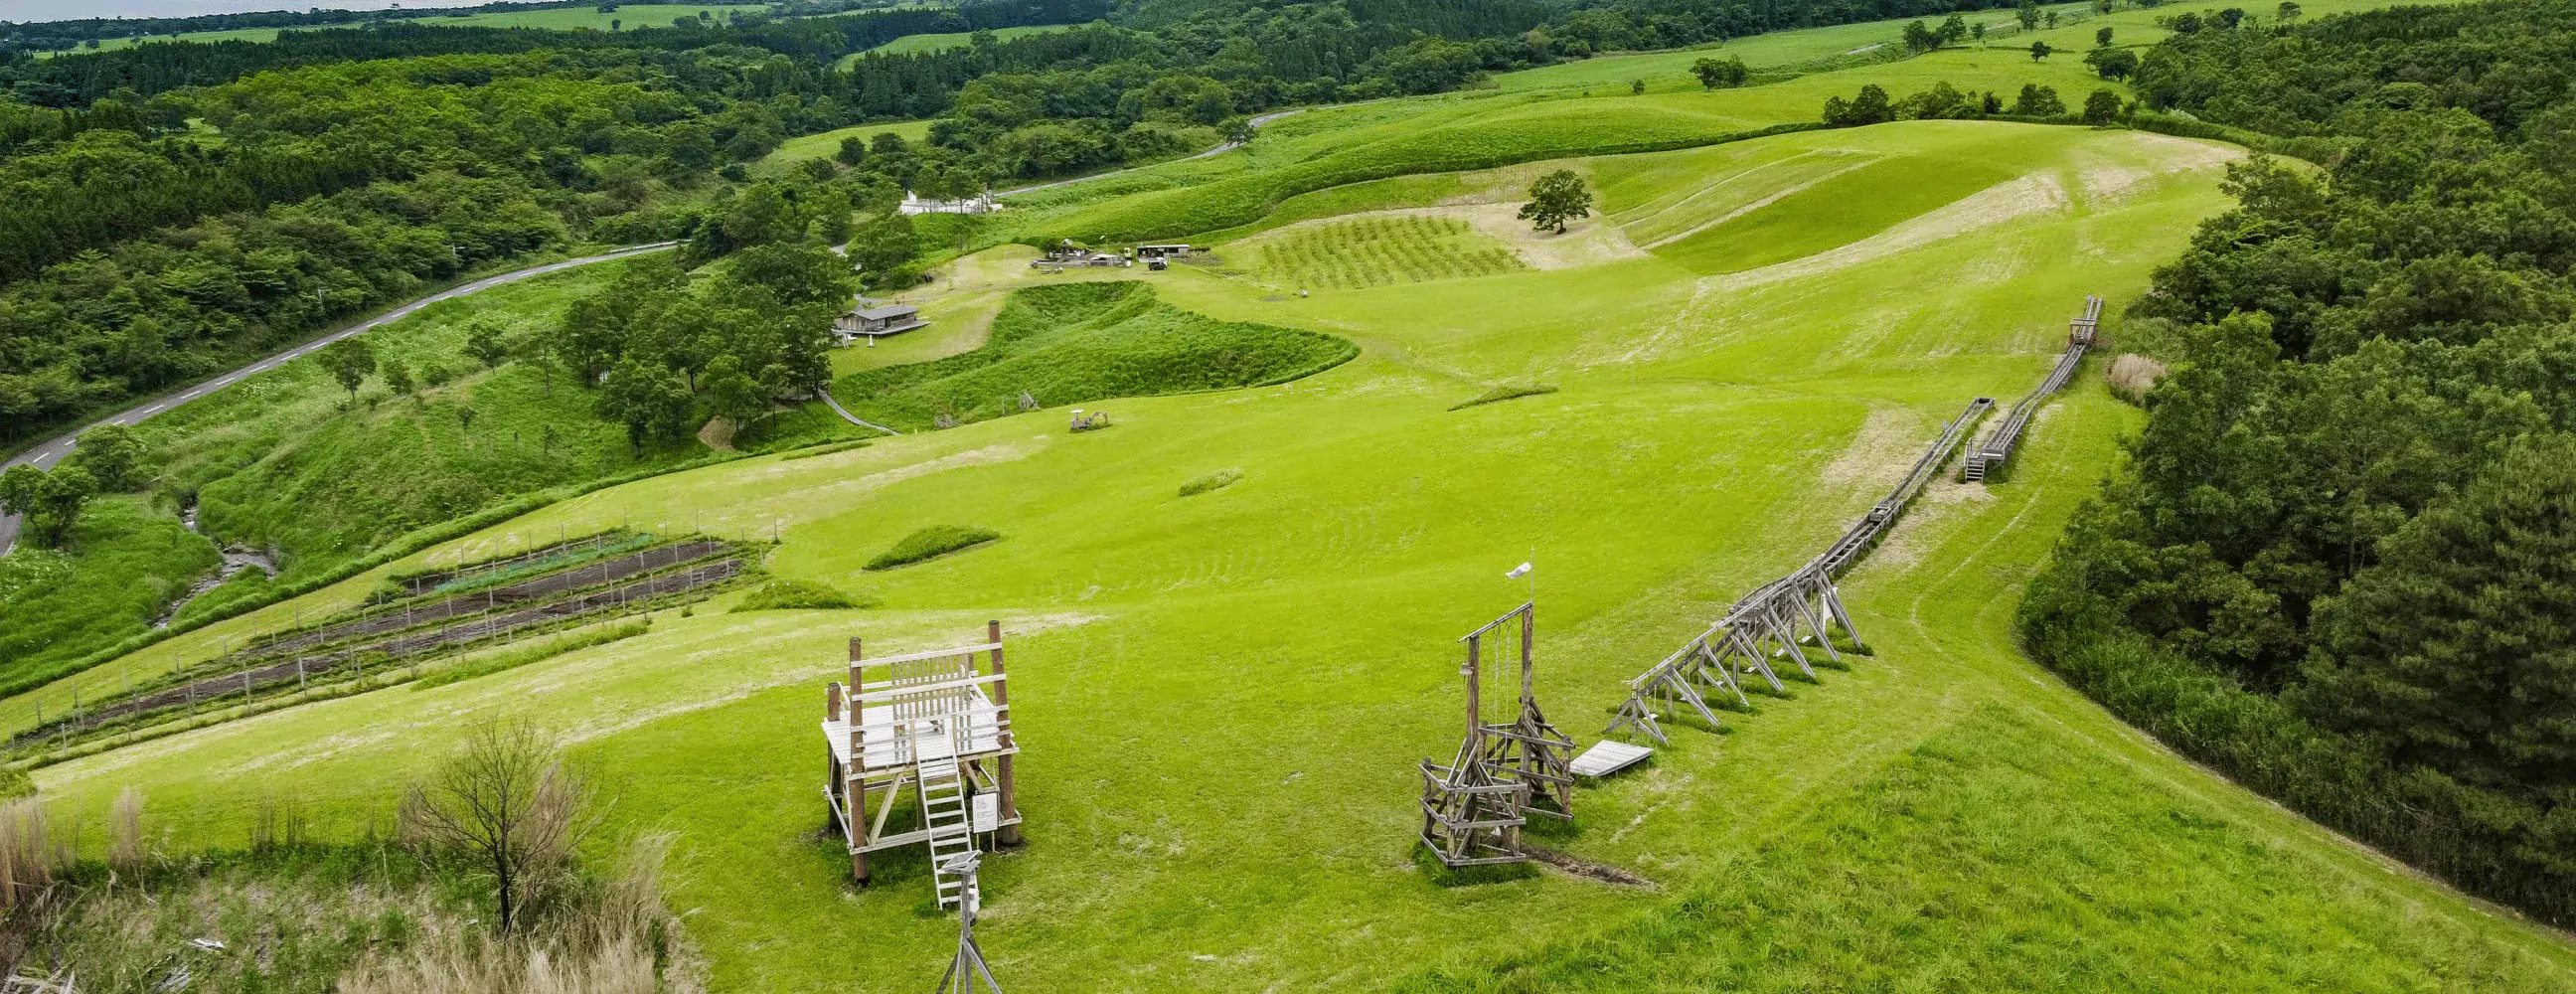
[2023,0,2576,924]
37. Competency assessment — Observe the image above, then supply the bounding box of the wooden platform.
[1570,740,1653,777]
[820,685,1011,773]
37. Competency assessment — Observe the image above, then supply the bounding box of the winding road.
[0,242,680,556]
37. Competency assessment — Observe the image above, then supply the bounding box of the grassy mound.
[1450,384,1558,411]
[864,526,999,571]
[1178,468,1243,497]
[1240,215,1527,290]
[830,282,1356,431]
[730,579,875,611]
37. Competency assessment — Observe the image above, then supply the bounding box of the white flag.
[1506,562,1532,580]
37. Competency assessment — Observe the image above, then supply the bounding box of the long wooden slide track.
[1607,394,1997,746]
[1963,294,2101,482]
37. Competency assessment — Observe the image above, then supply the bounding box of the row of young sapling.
[9,530,756,756]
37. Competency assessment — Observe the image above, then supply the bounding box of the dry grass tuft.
[109,787,144,876]
[0,799,64,911]
[339,832,687,994]
[2104,353,2168,405]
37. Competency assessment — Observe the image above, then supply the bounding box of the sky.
[2,1,414,24]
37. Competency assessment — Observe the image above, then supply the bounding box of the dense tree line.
[3,0,624,48]
[0,42,875,448]
[2021,0,2576,922]
[0,0,1107,107]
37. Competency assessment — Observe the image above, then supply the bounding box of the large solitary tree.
[1519,170,1594,235]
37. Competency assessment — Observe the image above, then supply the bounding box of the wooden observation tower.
[823,622,1023,910]
[1419,600,1575,867]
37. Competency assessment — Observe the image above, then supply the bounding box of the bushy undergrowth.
[16,734,693,992]
[0,495,220,687]
[729,579,877,611]
[832,282,1357,431]
[865,526,1000,571]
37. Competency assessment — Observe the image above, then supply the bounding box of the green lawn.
[26,115,2576,992]
[756,118,937,175]
[836,23,1079,67]
[987,41,2127,246]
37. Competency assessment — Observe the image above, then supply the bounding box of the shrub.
[730,579,878,611]
[1449,384,1558,411]
[865,526,1000,571]
[1178,468,1243,497]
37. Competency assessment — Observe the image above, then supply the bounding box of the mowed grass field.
[836,23,1080,67]
[757,118,937,175]
[27,117,2576,993]
[989,38,2137,247]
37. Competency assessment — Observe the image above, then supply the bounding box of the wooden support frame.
[1420,599,1573,867]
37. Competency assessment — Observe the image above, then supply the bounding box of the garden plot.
[1235,215,1530,290]
[10,535,749,751]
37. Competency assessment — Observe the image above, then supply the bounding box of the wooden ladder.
[911,728,978,911]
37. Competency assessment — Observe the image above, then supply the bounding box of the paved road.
[0,242,681,556]
[995,106,1316,199]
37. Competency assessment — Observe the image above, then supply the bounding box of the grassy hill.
[21,114,2575,992]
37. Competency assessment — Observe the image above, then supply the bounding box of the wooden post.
[1464,632,1481,740]
[1519,605,1534,709]
[849,636,870,883]
[989,619,1021,846]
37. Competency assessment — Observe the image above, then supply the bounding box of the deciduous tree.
[1518,169,1593,235]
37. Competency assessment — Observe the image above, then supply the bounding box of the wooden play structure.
[1418,601,1575,867]
[1964,294,2100,482]
[822,623,1022,910]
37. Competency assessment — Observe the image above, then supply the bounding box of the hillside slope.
[24,119,2576,991]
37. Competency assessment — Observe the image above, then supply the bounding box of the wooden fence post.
[990,619,1021,847]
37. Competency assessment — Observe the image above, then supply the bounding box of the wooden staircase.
[911,724,979,911]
